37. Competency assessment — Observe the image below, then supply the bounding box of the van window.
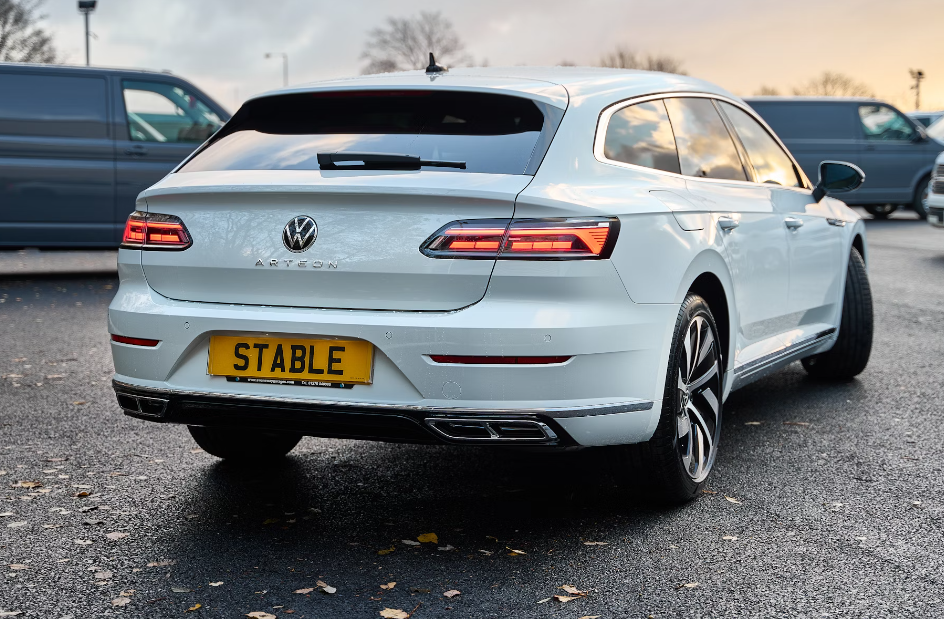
[664,97,747,181]
[603,100,680,173]
[0,73,107,139]
[179,90,554,175]
[747,102,855,140]
[123,80,223,143]
[858,105,915,141]
[719,102,800,187]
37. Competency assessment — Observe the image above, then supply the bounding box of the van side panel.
[0,70,117,246]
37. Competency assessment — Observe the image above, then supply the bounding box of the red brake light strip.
[111,334,160,347]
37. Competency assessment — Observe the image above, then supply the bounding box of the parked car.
[745,96,942,219]
[0,63,229,247]
[908,110,944,128]
[110,67,873,503]
[928,151,944,228]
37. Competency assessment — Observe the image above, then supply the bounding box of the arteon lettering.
[254,258,338,268]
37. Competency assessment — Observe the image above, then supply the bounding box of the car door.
[662,96,792,364]
[0,70,115,247]
[856,103,926,204]
[113,78,225,241]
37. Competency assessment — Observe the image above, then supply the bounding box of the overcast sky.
[39,0,943,113]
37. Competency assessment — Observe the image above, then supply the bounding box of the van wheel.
[188,425,302,461]
[864,204,894,219]
[802,248,873,379]
[912,175,931,219]
[611,294,723,503]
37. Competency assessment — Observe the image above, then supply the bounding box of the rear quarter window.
[0,72,108,139]
[180,90,560,175]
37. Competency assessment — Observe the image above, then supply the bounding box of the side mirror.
[812,161,865,202]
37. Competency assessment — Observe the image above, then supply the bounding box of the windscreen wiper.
[317,152,467,170]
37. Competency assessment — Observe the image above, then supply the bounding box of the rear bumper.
[113,379,654,446]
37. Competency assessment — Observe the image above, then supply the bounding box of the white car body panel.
[109,67,868,447]
[929,152,944,228]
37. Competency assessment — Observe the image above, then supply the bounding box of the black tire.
[801,248,873,379]
[187,425,302,461]
[611,294,724,504]
[864,204,894,219]
[912,175,931,220]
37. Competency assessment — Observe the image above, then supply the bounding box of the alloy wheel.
[676,314,722,483]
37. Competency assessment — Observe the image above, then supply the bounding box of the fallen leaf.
[681,582,699,589]
[320,583,337,594]
[246,614,276,619]
[583,541,608,546]
[443,590,460,598]
[377,546,395,555]
[8,564,28,570]
[73,401,87,406]
[186,604,202,612]
[537,597,552,604]
[560,585,588,596]
[294,588,314,594]
[380,582,396,590]
[13,481,42,489]
[722,535,738,541]
[119,590,135,597]
[73,539,92,545]
[783,421,810,426]
[172,587,192,593]
[553,595,578,603]
[701,489,718,495]
[401,539,420,546]
[262,518,279,525]
[379,609,409,619]
[724,496,742,504]
[209,582,223,587]
[94,571,113,580]
[478,550,492,556]
[437,545,455,551]
[0,612,22,617]
[506,547,526,556]
[417,532,438,543]
[111,598,131,607]
[106,532,129,541]
[744,421,762,425]
[74,491,91,498]
[578,616,601,619]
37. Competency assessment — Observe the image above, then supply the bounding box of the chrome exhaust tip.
[116,393,168,418]
[425,418,557,443]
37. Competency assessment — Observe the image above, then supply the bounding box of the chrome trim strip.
[112,380,653,419]
[733,328,836,382]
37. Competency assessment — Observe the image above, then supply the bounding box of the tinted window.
[720,102,800,187]
[0,73,107,138]
[747,102,855,140]
[664,97,746,181]
[123,80,223,143]
[603,100,680,173]
[858,105,915,141]
[180,91,550,175]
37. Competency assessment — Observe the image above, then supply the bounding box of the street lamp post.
[909,69,925,111]
[77,1,97,66]
[265,52,288,88]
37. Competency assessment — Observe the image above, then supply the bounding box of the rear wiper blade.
[317,152,466,170]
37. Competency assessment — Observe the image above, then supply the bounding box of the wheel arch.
[674,250,737,378]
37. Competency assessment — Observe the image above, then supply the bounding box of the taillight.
[420,217,619,259]
[121,211,192,250]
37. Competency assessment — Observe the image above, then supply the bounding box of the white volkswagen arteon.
[109,65,873,502]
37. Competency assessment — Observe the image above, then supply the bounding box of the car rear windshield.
[178,90,560,175]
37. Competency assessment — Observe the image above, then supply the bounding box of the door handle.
[718,216,739,231]
[784,217,804,230]
[124,145,148,157]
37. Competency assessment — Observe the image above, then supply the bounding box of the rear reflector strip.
[111,334,160,347]
[429,355,571,365]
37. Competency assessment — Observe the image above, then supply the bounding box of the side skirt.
[731,328,836,391]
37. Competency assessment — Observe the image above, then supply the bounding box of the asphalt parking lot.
[1,215,942,618]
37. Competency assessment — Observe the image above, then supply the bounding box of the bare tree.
[792,71,874,97]
[361,11,470,74]
[597,46,686,75]
[754,85,781,96]
[0,0,57,63]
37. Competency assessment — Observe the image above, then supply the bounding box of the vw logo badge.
[282,216,318,253]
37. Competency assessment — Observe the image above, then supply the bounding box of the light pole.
[78,1,97,66]
[909,69,925,110]
[265,52,288,88]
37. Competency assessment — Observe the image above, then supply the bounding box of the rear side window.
[123,80,223,143]
[602,100,680,173]
[748,102,855,140]
[0,73,107,138]
[664,97,747,181]
[719,102,800,187]
[180,91,556,175]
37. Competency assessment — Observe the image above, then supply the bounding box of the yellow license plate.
[208,336,373,384]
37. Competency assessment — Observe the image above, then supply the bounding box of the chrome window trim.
[593,91,813,191]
